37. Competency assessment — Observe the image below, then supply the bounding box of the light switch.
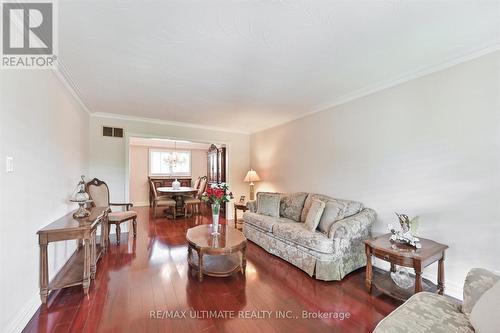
[6,156,13,173]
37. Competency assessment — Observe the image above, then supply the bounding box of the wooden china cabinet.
[207,144,226,184]
[207,144,227,216]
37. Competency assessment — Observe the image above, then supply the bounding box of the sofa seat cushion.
[374,292,474,333]
[272,222,334,254]
[243,212,295,232]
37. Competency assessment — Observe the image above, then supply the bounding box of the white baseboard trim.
[4,294,40,333]
[372,259,463,300]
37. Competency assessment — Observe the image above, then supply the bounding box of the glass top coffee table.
[186,224,247,281]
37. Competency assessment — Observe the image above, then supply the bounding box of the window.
[149,149,191,176]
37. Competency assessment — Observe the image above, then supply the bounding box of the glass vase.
[211,203,220,235]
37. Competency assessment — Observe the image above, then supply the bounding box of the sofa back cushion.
[301,193,364,222]
[280,192,308,222]
[256,192,281,217]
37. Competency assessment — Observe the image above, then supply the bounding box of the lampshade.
[244,169,261,182]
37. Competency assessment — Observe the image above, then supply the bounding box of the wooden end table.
[186,224,247,282]
[364,234,448,301]
[233,202,248,229]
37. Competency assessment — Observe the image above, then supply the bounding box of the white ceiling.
[59,1,500,133]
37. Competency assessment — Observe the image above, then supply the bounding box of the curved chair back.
[197,177,207,197]
[86,178,110,207]
[193,177,201,189]
[150,180,160,200]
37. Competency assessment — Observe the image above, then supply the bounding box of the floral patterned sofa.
[374,268,500,332]
[243,192,376,281]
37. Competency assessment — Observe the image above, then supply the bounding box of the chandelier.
[163,140,186,168]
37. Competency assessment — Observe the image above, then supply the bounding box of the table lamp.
[70,175,92,218]
[244,169,260,201]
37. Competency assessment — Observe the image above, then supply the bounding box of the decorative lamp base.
[73,203,91,219]
[249,183,255,201]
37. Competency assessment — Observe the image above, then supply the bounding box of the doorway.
[125,136,228,217]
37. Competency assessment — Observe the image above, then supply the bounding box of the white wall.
[0,70,89,332]
[89,115,250,218]
[129,145,208,206]
[250,51,500,299]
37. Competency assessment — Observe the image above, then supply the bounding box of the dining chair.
[183,176,207,217]
[150,180,176,219]
[193,177,201,189]
[86,178,137,245]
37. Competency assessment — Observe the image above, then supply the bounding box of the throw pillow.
[280,192,308,221]
[304,199,325,231]
[317,200,343,234]
[257,192,281,217]
[302,194,363,222]
[470,281,500,333]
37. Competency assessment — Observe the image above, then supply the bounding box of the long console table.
[37,206,110,304]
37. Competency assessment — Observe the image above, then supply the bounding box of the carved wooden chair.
[184,176,207,217]
[150,180,176,219]
[86,178,137,245]
[193,176,201,189]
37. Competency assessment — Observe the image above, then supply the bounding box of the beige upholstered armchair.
[150,180,176,219]
[86,178,137,245]
[184,176,207,217]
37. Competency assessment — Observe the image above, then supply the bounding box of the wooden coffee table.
[186,224,247,281]
[364,234,448,301]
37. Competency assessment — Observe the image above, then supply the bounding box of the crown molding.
[91,112,250,135]
[251,43,500,134]
[53,60,92,115]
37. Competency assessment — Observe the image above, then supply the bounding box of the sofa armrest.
[329,208,376,239]
[246,200,257,213]
[462,268,500,316]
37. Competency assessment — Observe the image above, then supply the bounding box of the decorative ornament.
[388,213,421,249]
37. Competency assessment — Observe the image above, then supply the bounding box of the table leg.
[414,262,423,293]
[187,245,192,267]
[234,205,237,228]
[198,250,203,282]
[102,213,108,253]
[90,232,97,279]
[365,244,372,293]
[39,242,49,304]
[438,253,445,295]
[242,243,247,275]
[83,239,91,295]
[390,263,396,272]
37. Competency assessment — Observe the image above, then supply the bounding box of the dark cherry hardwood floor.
[24,207,401,333]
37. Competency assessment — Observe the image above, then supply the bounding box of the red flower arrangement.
[201,183,233,205]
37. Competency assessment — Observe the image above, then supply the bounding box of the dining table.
[157,186,199,219]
